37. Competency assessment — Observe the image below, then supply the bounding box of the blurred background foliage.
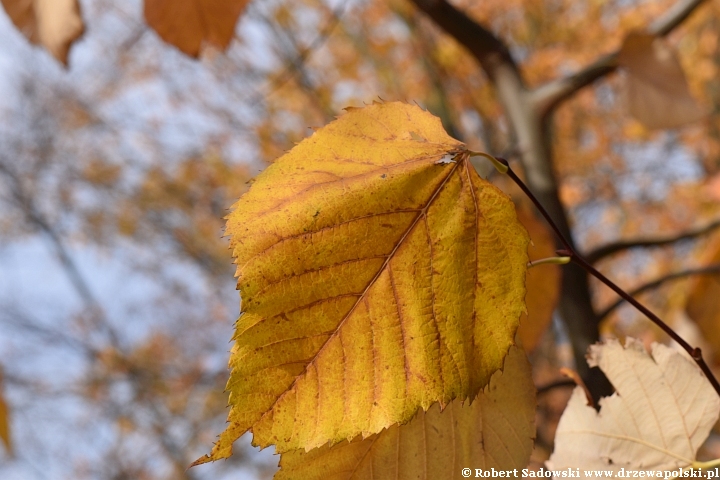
[2,0,720,478]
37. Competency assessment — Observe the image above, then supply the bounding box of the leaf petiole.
[692,458,720,470]
[669,460,720,480]
[468,151,509,174]
[527,256,572,268]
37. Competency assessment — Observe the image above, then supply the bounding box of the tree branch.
[648,0,708,36]
[0,161,119,347]
[408,0,521,83]
[598,264,720,320]
[536,378,576,395]
[531,0,708,117]
[0,163,97,309]
[586,219,720,264]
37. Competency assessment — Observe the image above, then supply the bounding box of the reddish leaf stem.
[496,157,720,397]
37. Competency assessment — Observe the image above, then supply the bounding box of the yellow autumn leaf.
[276,346,536,480]
[193,102,529,464]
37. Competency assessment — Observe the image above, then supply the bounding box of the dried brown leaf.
[143,0,251,57]
[618,32,705,130]
[1,0,84,65]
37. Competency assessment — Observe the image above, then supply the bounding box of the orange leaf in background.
[0,367,11,456]
[685,235,720,362]
[276,347,536,480]
[618,32,705,130]
[705,172,720,202]
[0,0,84,66]
[143,0,251,57]
[516,204,561,353]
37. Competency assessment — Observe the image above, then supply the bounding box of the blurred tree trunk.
[411,0,707,399]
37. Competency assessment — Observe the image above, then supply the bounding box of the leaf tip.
[189,453,214,468]
[190,441,233,468]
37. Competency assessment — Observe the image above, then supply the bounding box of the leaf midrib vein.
[253,157,464,435]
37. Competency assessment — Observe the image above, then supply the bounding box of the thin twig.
[536,378,576,395]
[496,158,571,252]
[249,1,348,108]
[598,264,720,320]
[0,162,119,347]
[586,220,720,264]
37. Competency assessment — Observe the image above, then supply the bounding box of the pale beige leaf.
[548,338,720,474]
[143,0,251,57]
[618,32,705,130]
[276,346,536,480]
[1,0,84,65]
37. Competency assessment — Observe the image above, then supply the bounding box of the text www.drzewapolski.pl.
[460,467,720,479]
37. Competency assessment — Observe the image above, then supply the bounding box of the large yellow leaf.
[143,0,250,57]
[1,0,84,66]
[276,346,536,480]
[193,102,529,464]
[548,339,720,474]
